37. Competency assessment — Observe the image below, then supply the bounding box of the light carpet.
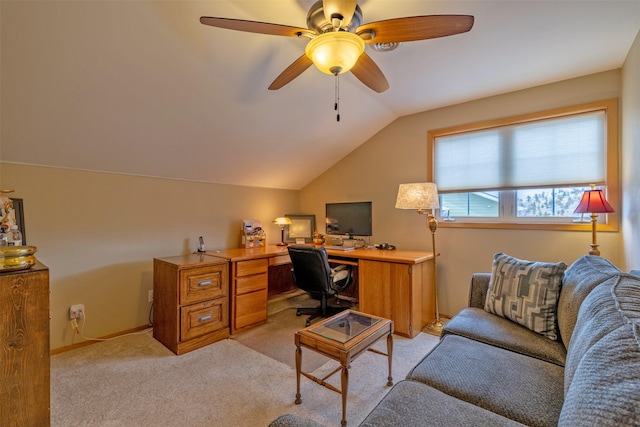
[236,292,355,372]
[51,321,438,426]
[234,308,330,372]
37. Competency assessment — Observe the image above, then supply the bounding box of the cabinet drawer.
[236,259,268,277]
[180,299,228,341]
[269,254,291,266]
[234,289,268,330]
[179,264,228,305]
[236,273,267,295]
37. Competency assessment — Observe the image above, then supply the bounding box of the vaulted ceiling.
[2,1,640,190]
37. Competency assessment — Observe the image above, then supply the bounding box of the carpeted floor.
[50,297,439,427]
[235,292,354,372]
[234,307,331,372]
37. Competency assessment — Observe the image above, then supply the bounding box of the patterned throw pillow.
[485,253,567,340]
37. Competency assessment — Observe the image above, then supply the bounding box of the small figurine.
[312,229,325,245]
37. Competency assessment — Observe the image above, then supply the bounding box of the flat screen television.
[325,201,372,238]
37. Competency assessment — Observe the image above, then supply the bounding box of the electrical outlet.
[148,290,154,302]
[69,304,85,319]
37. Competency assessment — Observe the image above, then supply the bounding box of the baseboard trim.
[50,325,151,355]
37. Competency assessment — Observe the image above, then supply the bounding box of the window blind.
[434,111,606,193]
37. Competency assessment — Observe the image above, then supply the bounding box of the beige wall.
[621,28,640,271]
[300,70,623,319]
[1,163,298,350]
[3,46,638,351]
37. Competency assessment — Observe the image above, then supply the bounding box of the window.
[427,99,619,230]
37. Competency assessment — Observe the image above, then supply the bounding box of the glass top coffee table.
[294,310,394,426]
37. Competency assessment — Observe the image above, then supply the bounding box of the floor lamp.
[573,184,614,256]
[395,182,443,335]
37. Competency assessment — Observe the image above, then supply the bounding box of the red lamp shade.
[574,189,615,214]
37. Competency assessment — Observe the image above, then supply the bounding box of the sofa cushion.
[560,273,640,426]
[557,255,621,347]
[442,307,566,366]
[485,253,567,340]
[360,380,526,427]
[407,335,564,427]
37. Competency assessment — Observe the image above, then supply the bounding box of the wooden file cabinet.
[153,254,229,355]
[0,262,50,427]
[231,258,268,333]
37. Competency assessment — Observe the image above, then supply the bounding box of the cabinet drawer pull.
[198,314,213,322]
[198,279,212,287]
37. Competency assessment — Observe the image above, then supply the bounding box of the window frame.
[427,98,619,231]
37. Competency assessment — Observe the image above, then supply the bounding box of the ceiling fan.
[200,0,474,93]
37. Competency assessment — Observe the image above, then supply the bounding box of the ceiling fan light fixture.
[305,31,365,75]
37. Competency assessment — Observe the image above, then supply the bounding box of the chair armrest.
[468,273,491,308]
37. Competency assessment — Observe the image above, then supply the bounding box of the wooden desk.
[204,245,435,338]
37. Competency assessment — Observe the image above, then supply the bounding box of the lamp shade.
[395,183,440,210]
[573,189,615,214]
[273,217,292,226]
[305,32,365,75]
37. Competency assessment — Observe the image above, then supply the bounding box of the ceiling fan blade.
[350,53,389,93]
[200,16,314,38]
[268,54,314,90]
[357,15,474,44]
[323,0,358,28]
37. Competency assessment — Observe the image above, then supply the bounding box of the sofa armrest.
[469,273,491,308]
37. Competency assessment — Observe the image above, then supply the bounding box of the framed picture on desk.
[284,214,316,243]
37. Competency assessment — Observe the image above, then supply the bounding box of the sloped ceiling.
[2,0,640,190]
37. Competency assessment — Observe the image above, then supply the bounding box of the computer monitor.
[325,201,372,238]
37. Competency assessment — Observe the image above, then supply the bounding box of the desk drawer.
[234,289,268,330]
[180,299,228,341]
[236,259,268,277]
[269,254,291,266]
[236,273,267,295]
[179,264,227,305]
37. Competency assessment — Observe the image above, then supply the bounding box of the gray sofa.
[270,255,640,426]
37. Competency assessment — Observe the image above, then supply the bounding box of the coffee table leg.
[386,332,393,386]
[295,344,302,404]
[341,364,349,426]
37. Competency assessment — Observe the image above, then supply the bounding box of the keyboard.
[324,245,355,251]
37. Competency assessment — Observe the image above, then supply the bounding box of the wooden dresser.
[153,254,229,355]
[0,262,50,426]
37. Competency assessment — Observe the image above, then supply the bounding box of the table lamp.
[273,217,292,246]
[395,182,443,335]
[573,184,614,256]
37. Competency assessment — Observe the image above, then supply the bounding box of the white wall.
[621,28,640,270]
[1,163,298,350]
[300,70,623,319]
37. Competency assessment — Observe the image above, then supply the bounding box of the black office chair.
[287,245,353,326]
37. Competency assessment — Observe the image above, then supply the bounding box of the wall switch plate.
[148,290,154,303]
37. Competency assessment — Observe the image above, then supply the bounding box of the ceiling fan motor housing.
[306,0,363,34]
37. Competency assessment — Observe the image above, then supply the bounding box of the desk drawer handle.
[198,280,212,287]
[198,314,213,322]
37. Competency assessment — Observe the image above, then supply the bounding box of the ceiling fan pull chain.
[335,73,340,122]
